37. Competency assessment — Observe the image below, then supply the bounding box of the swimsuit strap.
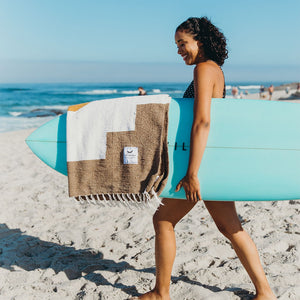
[221,68,226,98]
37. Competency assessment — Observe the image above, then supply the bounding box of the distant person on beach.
[138,86,147,95]
[133,17,276,300]
[268,85,274,100]
[231,86,238,98]
[297,83,300,91]
[259,85,265,98]
[285,86,290,94]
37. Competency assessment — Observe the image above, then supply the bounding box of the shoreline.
[2,86,300,135]
[1,81,299,134]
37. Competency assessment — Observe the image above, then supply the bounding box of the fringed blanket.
[67,95,171,209]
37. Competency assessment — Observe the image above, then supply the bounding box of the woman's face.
[175,30,202,65]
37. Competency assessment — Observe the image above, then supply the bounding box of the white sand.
[0,93,299,299]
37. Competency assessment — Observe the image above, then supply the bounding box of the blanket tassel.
[74,189,163,210]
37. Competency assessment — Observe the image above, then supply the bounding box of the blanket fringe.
[73,189,163,210]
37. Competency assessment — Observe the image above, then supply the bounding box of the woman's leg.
[204,201,276,300]
[136,198,196,300]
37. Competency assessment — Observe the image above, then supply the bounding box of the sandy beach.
[0,89,299,299]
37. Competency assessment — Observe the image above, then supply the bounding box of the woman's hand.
[175,175,202,202]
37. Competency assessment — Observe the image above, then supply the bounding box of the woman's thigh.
[154,198,196,227]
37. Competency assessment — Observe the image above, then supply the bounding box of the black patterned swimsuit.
[183,80,226,98]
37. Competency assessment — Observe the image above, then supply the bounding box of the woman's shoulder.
[194,60,222,79]
[195,60,220,71]
[194,60,225,98]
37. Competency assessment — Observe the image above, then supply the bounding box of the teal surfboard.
[26,98,300,201]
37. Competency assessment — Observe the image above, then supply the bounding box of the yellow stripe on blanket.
[68,102,90,112]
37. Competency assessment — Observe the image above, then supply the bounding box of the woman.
[131,17,276,300]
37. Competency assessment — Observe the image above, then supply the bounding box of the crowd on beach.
[139,82,300,101]
[230,82,300,101]
[230,84,274,100]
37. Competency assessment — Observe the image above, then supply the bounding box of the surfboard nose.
[25,114,68,175]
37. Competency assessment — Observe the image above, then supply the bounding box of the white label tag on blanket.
[123,147,138,164]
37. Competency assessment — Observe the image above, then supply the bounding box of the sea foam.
[77,89,118,95]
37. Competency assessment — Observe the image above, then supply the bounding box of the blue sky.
[0,0,299,83]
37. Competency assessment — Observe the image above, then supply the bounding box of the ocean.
[0,82,281,133]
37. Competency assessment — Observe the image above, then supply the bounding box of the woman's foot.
[253,291,277,300]
[130,290,276,300]
[129,290,171,300]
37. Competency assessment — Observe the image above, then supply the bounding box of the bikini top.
[183,80,226,99]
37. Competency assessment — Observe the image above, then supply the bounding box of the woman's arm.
[176,63,214,202]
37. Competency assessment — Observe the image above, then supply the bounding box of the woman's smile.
[182,54,188,61]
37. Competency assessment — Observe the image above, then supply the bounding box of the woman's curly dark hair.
[176,17,228,66]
